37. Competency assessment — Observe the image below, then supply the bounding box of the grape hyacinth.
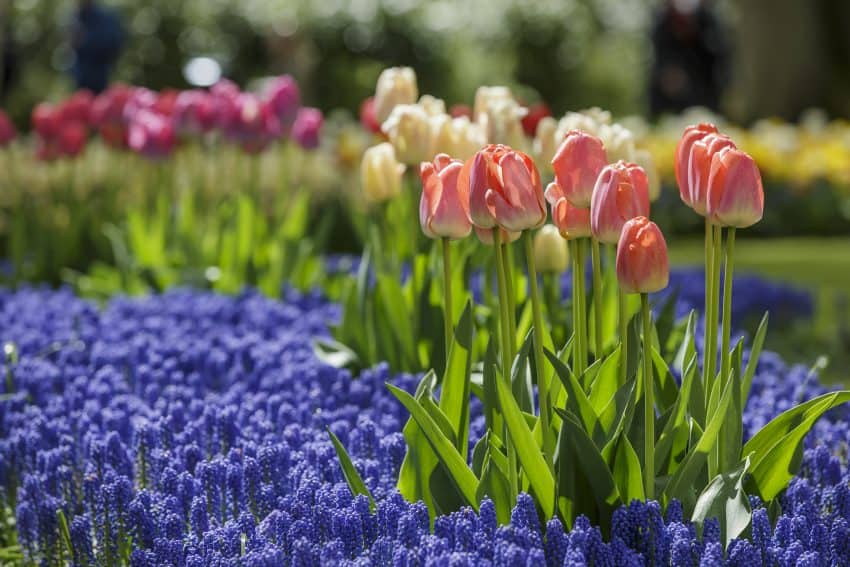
[0,282,848,565]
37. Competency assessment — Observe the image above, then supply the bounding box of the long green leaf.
[692,458,751,547]
[327,428,376,511]
[612,433,645,502]
[440,301,474,456]
[388,384,479,510]
[496,375,555,517]
[741,312,769,402]
[546,349,600,442]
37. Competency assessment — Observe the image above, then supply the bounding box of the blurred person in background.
[649,0,728,116]
[70,0,124,93]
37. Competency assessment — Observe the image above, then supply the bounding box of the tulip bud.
[590,161,651,244]
[545,182,591,239]
[687,133,736,215]
[522,103,552,138]
[32,103,61,138]
[599,122,636,163]
[460,144,545,232]
[291,107,323,150]
[634,149,661,202]
[265,74,301,126]
[374,67,418,125]
[616,216,669,294]
[419,154,471,239]
[359,97,381,134]
[381,104,433,165]
[361,142,405,204]
[706,147,764,228]
[533,116,559,168]
[534,224,570,273]
[675,123,718,209]
[418,95,446,117]
[128,109,175,159]
[473,86,527,147]
[473,86,514,121]
[58,121,87,157]
[551,130,608,208]
[431,114,486,160]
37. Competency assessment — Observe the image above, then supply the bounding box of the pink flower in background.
[91,84,132,148]
[32,103,62,139]
[590,161,651,244]
[0,110,17,146]
[227,93,281,153]
[173,90,218,137]
[57,121,88,157]
[521,103,551,138]
[265,75,301,127]
[551,129,608,208]
[359,97,381,134]
[128,109,176,159]
[59,90,94,126]
[291,107,323,150]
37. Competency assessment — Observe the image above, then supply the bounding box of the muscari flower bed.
[1,271,847,566]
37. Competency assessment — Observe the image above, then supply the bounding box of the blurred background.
[0,0,848,379]
[2,0,850,125]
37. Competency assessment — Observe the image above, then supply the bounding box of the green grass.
[669,236,850,384]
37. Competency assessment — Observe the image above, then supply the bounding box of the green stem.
[618,285,628,387]
[591,238,604,359]
[442,237,453,361]
[576,240,587,378]
[707,223,723,477]
[703,219,714,384]
[494,229,519,501]
[502,243,517,358]
[719,228,736,390]
[641,293,654,499]
[524,231,553,472]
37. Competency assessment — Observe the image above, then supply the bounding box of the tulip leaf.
[476,453,513,525]
[693,457,751,548]
[588,346,621,416]
[511,330,535,415]
[496,374,555,517]
[744,390,850,502]
[388,383,479,510]
[482,340,501,434]
[440,301,474,456]
[396,372,439,511]
[612,433,645,503]
[655,352,698,475]
[741,312,769,403]
[546,349,602,445]
[377,273,417,368]
[327,428,376,512]
[651,347,680,414]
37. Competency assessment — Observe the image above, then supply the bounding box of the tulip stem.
[502,243,518,357]
[641,293,654,499]
[618,286,628,387]
[442,237,453,361]
[572,241,587,378]
[703,219,714,390]
[591,238,604,359]
[707,223,723,478]
[718,227,736,472]
[524,231,553,472]
[494,229,519,502]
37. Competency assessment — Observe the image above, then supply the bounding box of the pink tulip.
[545,181,591,239]
[590,161,651,244]
[128,109,176,160]
[675,123,717,209]
[60,90,94,126]
[173,90,218,137]
[32,103,61,138]
[266,75,301,127]
[419,154,472,239]
[0,110,16,146]
[225,93,281,153]
[687,133,736,215]
[359,97,381,134]
[459,144,546,232]
[57,121,88,157]
[616,216,669,294]
[551,129,608,208]
[291,107,323,150]
[473,226,521,245]
[706,147,764,228]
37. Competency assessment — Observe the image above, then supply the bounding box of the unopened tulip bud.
[292,107,323,150]
[460,144,545,232]
[551,130,608,208]
[534,224,570,273]
[545,182,591,239]
[361,142,405,204]
[381,104,433,165]
[374,67,418,124]
[675,123,718,209]
[419,154,471,239]
[687,133,736,215]
[706,147,764,228]
[616,216,669,294]
[590,161,651,244]
[634,149,661,202]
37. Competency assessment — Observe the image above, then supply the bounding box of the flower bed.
[1,276,846,566]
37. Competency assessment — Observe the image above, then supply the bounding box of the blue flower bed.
[0,274,846,566]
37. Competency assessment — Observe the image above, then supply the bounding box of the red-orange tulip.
[551,130,608,208]
[419,154,472,239]
[706,147,764,228]
[616,216,669,294]
[545,181,591,239]
[459,144,546,232]
[687,133,736,215]
[590,161,650,244]
[675,123,717,209]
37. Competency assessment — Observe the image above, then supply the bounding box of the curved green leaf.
[327,428,376,511]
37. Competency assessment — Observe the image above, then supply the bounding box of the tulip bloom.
[128,110,176,160]
[521,103,552,138]
[430,114,486,160]
[533,224,569,273]
[675,123,718,208]
[361,142,405,204]
[173,90,218,136]
[291,107,323,150]
[616,216,669,294]
[265,74,300,126]
[359,97,381,134]
[374,67,418,125]
[687,133,736,215]
[706,147,764,228]
[381,104,433,165]
[58,121,88,157]
[590,161,651,244]
[545,182,591,239]
[419,154,471,239]
[32,103,61,138]
[551,130,608,208]
[0,110,16,146]
[460,144,545,232]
